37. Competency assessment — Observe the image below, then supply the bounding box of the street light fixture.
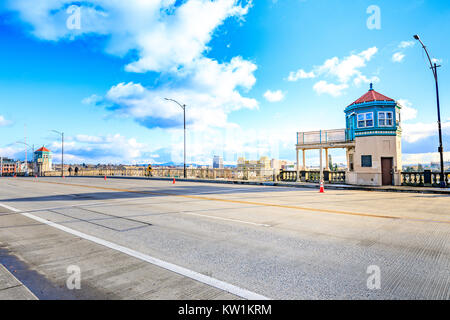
[413,34,446,188]
[164,98,187,179]
[51,130,64,178]
[16,141,35,175]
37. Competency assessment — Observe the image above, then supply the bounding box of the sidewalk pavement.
[0,264,37,300]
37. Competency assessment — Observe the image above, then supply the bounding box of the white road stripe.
[0,203,269,300]
[180,211,271,227]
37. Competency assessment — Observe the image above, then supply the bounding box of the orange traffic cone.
[173,178,176,184]
[319,180,325,193]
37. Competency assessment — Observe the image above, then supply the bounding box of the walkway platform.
[296,129,355,150]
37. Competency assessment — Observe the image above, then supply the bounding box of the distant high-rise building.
[213,155,224,169]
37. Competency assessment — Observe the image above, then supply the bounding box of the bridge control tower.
[344,84,402,186]
[295,84,402,186]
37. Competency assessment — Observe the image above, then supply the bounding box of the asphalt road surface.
[0,177,449,299]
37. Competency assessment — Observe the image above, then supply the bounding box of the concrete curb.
[25,175,450,195]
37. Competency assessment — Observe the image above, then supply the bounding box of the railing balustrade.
[401,170,449,187]
[277,170,346,184]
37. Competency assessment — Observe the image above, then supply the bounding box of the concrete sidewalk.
[0,264,37,300]
[0,208,239,300]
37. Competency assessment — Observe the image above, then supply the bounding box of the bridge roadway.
[0,177,449,299]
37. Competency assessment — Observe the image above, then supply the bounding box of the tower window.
[361,155,372,167]
[378,111,393,127]
[357,112,374,128]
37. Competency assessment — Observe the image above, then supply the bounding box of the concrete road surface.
[0,177,449,299]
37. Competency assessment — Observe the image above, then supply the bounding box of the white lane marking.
[0,203,269,300]
[180,211,271,227]
[52,192,78,197]
[4,201,271,228]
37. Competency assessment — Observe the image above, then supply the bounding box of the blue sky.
[0,0,449,166]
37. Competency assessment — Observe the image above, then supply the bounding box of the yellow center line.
[16,179,450,224]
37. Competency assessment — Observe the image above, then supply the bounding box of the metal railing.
[43,167,276,182]
[297,129,351,145]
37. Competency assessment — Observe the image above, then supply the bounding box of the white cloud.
[313,81,348,97]
[288,47,379,96]
[315,47,378,83]
[391,41,415,64]
[397,99,418,121]
[353,74,380,87]
[0,115,12,126]
[6,0,252,73]
[81,94,102,106]
[263,90,285,102]
[0,146,19,158]
[287,69,315,81]
[392,52,405,63]
[75,134,104,143]
[402,121,450,143]
[403,152,450,165]
[431,58,443,64]
[48,133,155,164]
[8,0,258,134]
[399,41,415,49]
[90,56,258,131]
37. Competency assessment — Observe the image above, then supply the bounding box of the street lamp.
[413,34,446,188]
[16,141,35,175]
[51,130,64,178]
[164,98,187,179]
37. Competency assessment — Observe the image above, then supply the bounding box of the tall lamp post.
[16,141,34,176]
[51,130,64,178]
[413,35,446,188]
[164,98,187,179]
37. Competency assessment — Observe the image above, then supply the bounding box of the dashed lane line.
[15,179,450,224]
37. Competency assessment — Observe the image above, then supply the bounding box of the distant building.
[34,146,52,176]
[0,158,17,176]
[271,159,296,171]
[237,156,272,170]
[213,156,224,169]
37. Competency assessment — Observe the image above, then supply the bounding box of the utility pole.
[25,124,27,175]
[16,141,34,176]
[164,98,187,179]
[413,35,446,187]
[51,130,64,177]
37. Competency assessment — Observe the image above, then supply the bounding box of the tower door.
[381,157,393,186]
